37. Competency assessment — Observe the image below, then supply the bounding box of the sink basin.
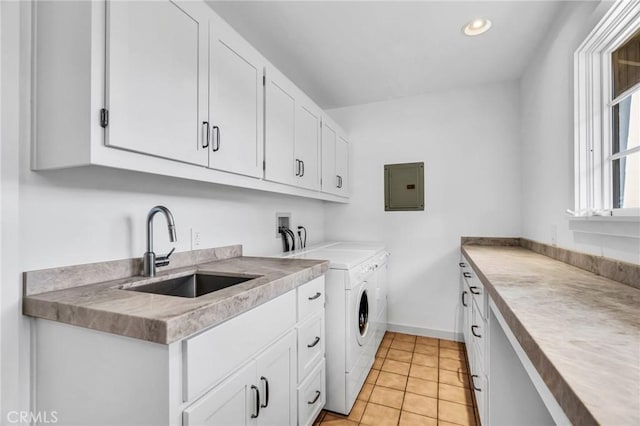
[125,273,258,298]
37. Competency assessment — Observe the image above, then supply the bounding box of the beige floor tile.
[376,371,408,391]
[414,343,438,356]
[321,415,359,426]
[402,392,438,418]
[382,359,411,376]
[400,411,438,426]
[391,340,416,352]
[357,383,374,401]
[439,382,473,406]
[377,345,390,358]
[387,348,413,363]
[381,337,393,348]
[406,377,438,398]
[409,364,438,381]
[369,385,405,409]
[360,402,401,426]
[438,399,476,426]
[439,357,467,373]
[437,421,462,426]
[439,348,464,361]
[373,356,384,370]
[385,331,397,338]
[366,369,380,384]
[412,353,438,368]
[439,339,463,350]
[439,369,469,388]
[346,399,366,422]
[395,333,417,343]
[416,336,439,347]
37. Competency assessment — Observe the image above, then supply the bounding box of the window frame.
[574,0,640,218]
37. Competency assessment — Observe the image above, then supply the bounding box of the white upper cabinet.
[321,117,349,197]
[32,0,349,202]
[264,68,297,186]
[335,135,349,197]
[265,67,321,191]
[209,16,265,178]
[106,0,209,166]
[295,101,321,191]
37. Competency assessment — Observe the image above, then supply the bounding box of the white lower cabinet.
[33,277,326,426]
[298,360,326,426]
[184,331,297,426]
[460,253,562,426]
[183,361,257,426]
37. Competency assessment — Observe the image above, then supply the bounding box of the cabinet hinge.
[100,108,109,128]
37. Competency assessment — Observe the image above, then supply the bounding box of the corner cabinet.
[33,0,349,202]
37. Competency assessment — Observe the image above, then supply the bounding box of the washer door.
[356,285,370,346]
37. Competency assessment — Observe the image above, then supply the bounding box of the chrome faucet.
[142,206,177,277]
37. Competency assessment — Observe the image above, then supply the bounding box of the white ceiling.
[207,1,565,109]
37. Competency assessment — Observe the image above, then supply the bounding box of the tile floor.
[313,332,479,426]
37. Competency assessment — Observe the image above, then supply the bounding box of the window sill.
[568,215,640,239]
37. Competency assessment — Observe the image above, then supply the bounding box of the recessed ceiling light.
[463,18,492,36]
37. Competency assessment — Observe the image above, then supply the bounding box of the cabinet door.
[335,136,349,197]
[255,331,297,426]
[264,68,296,185]
[295,103,321,191]
[106,0,208,166]
[321,121,338,195]
[183,360,257,426]
[209,19,264,178]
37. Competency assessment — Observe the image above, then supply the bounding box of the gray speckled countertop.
[462,244,640,426]
[24,256,328,344]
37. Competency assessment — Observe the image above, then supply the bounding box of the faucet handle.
[155,247,175,268]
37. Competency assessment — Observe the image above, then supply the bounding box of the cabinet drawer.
[466,273,487,319]
[183,290,296,401]
[297,311,325,381]
[298,359,326,426]
[470,300,486,361]
[297,276,325,322]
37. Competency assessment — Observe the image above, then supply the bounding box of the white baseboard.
[386,322,463,342]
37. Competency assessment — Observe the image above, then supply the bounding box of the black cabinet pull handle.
[308,292,321,300]
[295,159,301,176]
[307,390,321,405]
[251,385,260,418]
[212,126,220,152]
[470,286,480,295]
[260,376,269,408]
[463,272,472,278]
[471,325,482,338]
[461,291,468,307]
[459,262,466,267]
[307,336,321,348]
[471,375,481,392]
[300,160,305,177]
[202,121,210,148]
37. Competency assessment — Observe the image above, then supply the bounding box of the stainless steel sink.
[124,273,259,298]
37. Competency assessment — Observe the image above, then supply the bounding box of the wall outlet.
[191,228,202,250]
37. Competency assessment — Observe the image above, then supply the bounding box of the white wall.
[1,4,325,419]
[325,82,521,338]
[520,1,640,264]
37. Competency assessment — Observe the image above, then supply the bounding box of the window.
[575,1,640,217]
